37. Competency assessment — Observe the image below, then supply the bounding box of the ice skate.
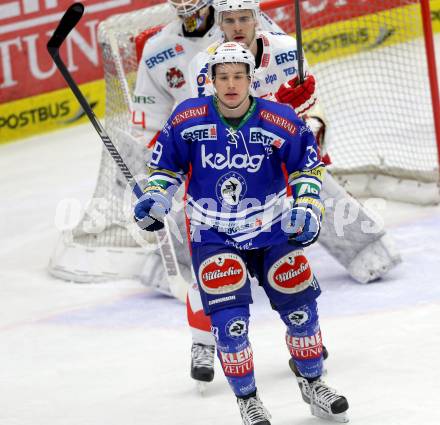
[236,391,271,425]
[191,343,215,392]
[295,374,349,423]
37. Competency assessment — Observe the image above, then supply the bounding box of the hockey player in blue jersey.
[134,42,349,424]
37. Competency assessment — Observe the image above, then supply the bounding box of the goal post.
[48,0,440,284]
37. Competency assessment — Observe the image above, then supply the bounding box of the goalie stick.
[47,2,189,302]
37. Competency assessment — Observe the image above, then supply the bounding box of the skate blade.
[196,381,208,395]
[310,404,349,423]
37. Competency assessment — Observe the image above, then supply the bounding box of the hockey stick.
[47,3,142,198]
[294,0,304,83]
[47,2,189,302]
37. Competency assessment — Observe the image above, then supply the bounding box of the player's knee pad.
[210,306,255,396]
[278,299,323,379]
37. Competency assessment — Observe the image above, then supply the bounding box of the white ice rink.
[1,123,440,425]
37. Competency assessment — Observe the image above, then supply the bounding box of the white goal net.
[48,0,440,283]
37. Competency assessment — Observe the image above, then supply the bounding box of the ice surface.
[1,124,440,425]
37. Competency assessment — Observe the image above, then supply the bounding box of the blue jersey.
[146,96,325,249]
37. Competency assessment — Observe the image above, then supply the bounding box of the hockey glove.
[134,191,171,232]
[288,196,324,246]
[275,73,317,116]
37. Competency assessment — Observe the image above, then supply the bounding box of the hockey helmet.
[208,42,256,79]
[213,0,260,23]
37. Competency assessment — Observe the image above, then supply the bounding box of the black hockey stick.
[47,2,144,199]
[294,0,304,83]
[47,2,189,300]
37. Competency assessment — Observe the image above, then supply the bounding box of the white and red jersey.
[189,31,311,101]
[132,19,222,142]
[189,30,328,156]
[132,13,285,144]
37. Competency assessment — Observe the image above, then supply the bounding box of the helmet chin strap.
[246,30,258,55]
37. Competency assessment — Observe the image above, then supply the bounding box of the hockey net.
[48,0,440,282]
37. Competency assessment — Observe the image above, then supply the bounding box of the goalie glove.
[134,190,171,231]
[287,196,324,246]
[275,73,317,117]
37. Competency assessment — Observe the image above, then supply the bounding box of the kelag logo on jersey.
[145,44,185,69]
[181,124,217,141]
[275,50,298,65]
[249,127,285,148]
[201,145,265,173]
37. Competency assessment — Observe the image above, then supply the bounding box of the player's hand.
[275,73,317,116]
[287,197,324,246]
[134,191,170,231]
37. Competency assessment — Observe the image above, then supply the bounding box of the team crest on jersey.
[216,172,247,207]
[166,67,186,89]
[181,124,217,142]
[198,253,246,295]
[268,249,313,294]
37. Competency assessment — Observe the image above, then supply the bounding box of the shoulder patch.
[260,109,297,136]
[172,104,209,126]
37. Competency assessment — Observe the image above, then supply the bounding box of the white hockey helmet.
[168,0,212,17]
[208,42,256,79]
[213,0,260,23]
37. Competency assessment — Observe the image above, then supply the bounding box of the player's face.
[220,10,257,46]
[213,63,250,108]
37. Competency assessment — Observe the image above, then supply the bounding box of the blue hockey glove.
[288,196,324,246]
[134,191,171,232]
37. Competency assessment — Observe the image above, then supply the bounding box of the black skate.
[295,374,349,423]
[236,391,271,425]
[190,343,215,394]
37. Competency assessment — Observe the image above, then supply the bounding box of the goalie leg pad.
[319,173,401,282]
[347,234,402,283]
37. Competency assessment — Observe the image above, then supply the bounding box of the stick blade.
[47,2,84,52]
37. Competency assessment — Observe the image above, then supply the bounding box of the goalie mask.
[168,0,213,32]
[208,42,256,80]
